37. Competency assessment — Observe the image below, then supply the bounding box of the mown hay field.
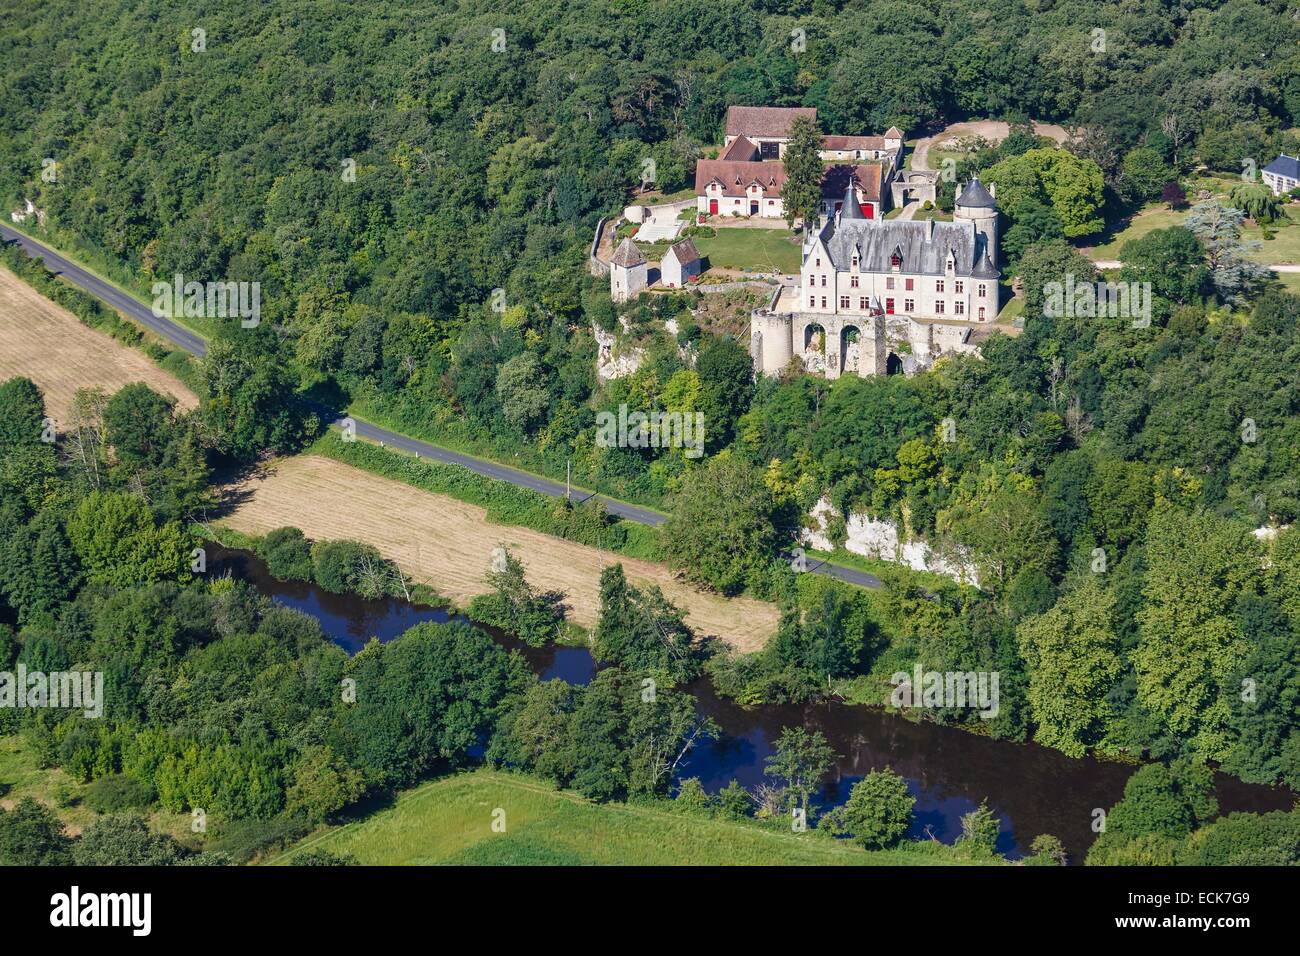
[0,265,196,423]
[220,454,780,652]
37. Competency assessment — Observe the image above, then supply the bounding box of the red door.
[862,203,873,219]
[885,298,895,314]
[709,199,718,215]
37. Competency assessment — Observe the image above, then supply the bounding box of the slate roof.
[816,216,999,280]
[839,181,867,220]
[694,159,787,197]
[725,106,817,139]
[956,175,996,208]
[666,239,701,266]
[1264,154,1300,180]
[612,237,646,268]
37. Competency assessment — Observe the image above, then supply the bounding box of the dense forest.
[2,0,1298,498]
[3,0,1300,865]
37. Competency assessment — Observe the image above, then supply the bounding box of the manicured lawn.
[1088,203,1300,264]
[694,227,803,274]
[1087,205,1187,259]
[270,768,989,866]
[1275,271,1300,294]
[911,206,952,222]
[1245,208,1300,264]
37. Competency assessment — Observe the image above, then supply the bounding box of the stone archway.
[802,322,828,374]
[803,322,826,353]
[886,351,904,375]
[840,324,862,375]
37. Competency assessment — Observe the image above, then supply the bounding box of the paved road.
[0,222,882,591]
[1084,256,1299,273]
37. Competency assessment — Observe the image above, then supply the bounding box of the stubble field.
[0,266,197,423]
[219,454,780,651]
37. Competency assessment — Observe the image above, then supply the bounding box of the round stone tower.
[750,311,793,375]
[954,175,999,267]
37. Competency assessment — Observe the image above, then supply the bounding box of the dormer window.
[851,255,859,268]
[890,252,902,269]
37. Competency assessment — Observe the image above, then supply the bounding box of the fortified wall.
[750,297,980,378]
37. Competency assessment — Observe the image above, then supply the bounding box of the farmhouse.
[1262,154,1300,196]
[695,155,789,219]
[724,105,817,159]
[698,106,904,220]
[661,239,703,288]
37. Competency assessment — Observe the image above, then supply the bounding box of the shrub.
[836,769,915,849]
[83,774,157,813]
[674,777,711,812]
[73,814,186,866]
[310,539,382,594]
[260,526,314,582]
[716,780,753,818]
[295,848,358,865]
[957,800,1002,855]
[206,814,313,864]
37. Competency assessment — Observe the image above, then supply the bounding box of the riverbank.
[269,768,995,866]
[204,542,1296,863]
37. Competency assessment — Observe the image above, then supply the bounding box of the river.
[207,543,1294,862]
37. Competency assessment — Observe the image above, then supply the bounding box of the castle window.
[851,255,859,268]
[859,297,868,310]
[955,281,964,294]
[885,277,895,290]
[885,298,894,314]
[936,280,945,293]
[809,297,815,308]
[955,301,964,315]
[978,284,987,297]
[936,301,945,314]
[904,299,914,312]
[978,307,986,321]
[850,275,859,288]
[820,275,827,287]
[905,278,914,291]
[815,257,821,267]
[840,296,850,309]
[890,252,901,268]
[821,296,827,308]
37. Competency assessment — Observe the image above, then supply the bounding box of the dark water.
[208,543,1294,862]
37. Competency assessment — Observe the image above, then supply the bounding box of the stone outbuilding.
[661,239,703,288]
[610,237,647,302]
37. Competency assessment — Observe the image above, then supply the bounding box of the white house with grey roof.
[750,177,1000,378]
[1262,155,1300,196]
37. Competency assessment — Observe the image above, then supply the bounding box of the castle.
[751,177,1001,378]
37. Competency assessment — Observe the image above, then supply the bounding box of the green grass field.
[1089,202,1300,264]
[694,227,803,274]
[271,769,990,866]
